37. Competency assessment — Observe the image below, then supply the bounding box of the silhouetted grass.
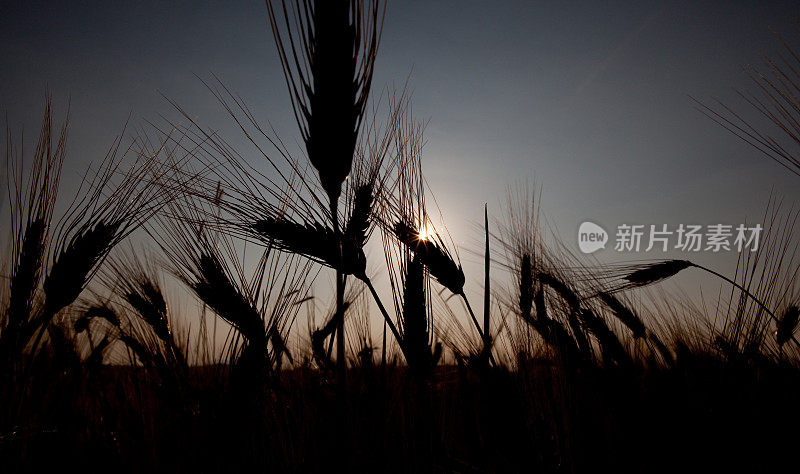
[3,4,800,473]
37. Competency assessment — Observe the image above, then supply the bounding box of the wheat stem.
[363,277,403,354]
[691,262,800,348]
[460,292,497,366]
[460,293,484,339]
[482,204,492,366]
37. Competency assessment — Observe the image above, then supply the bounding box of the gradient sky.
[3,1,800,342]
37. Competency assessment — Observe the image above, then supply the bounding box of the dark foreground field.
[3,357,800,473]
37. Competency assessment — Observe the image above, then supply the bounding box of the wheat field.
[3,2,800,473]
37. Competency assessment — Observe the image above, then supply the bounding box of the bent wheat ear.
[191,253,266,346]
[254,217,367,278]
[393,220,465,295]
[623,259,693,287]
[598,292,647,339]
[777,306,800,346]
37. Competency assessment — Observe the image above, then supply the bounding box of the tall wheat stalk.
[267,0,385,379]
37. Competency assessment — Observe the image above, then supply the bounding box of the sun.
[417,225,433,241]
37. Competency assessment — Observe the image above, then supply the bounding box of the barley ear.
[777,306,800,346]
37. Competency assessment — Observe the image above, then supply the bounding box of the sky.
[2,1,800,346]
